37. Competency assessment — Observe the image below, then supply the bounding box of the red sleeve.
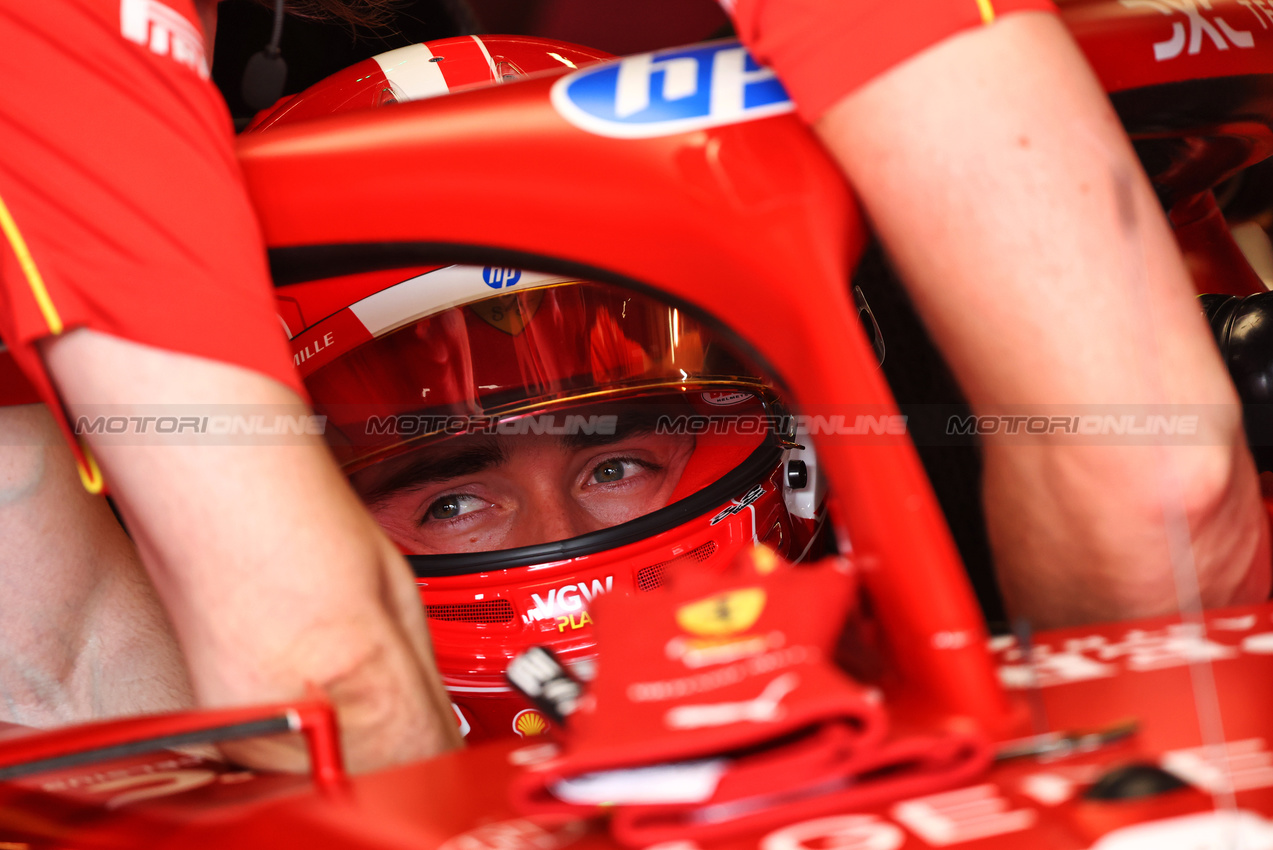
[0,0,305,482]
[728,0,1059,122]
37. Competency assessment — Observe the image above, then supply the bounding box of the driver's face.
[351,418,695,555]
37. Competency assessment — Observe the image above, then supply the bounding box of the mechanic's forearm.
[980,437,1267,627]
[0,406,192,726]
[42,331,461,770]
[123,501,458,773]
[812,13,1268,625]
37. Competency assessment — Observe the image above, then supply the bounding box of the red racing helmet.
[283,265,828,743]
[247,34,613,131]
[259,35,827,742]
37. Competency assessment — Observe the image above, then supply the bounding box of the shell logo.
[513,708,550,738]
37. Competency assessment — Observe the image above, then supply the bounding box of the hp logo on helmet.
[483,267,522,289]
[551,40,793,139]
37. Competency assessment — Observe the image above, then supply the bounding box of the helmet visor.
[303,279,784,558]
[306,280,773,471]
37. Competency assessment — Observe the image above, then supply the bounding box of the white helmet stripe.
[373,43,450,102]
[347,265,572,338]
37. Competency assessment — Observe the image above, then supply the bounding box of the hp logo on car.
[483,267,522,289]
[551,40,793,139]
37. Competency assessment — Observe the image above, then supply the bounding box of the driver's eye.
[592,460,627,483]
[429,496,462,519]
[427,494,482,520]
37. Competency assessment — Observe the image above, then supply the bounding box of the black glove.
[1201,292,1273,472]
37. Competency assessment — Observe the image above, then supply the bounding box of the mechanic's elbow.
[1177,437,1270,610]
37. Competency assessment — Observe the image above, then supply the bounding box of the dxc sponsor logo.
[551,40,792,139]
[1120,0,1255,60]
[1241,0,1273,29]
[483,266,522,289]
[524,577,614,629]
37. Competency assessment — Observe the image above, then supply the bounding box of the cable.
[241,0,288,111]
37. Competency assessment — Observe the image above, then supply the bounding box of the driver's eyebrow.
[361,441,506,503]
[560,406,667,450]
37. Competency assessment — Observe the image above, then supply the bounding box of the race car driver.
[291,272,828,740]
[301,276,823,561]
[727,0,1270,626]
[352,413,698,556]
[0,0,460,771]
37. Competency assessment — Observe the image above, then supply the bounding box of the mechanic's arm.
[41,332,461,771]
[812,13,1267,626]
[0,405,192,726]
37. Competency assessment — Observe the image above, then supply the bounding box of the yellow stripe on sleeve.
[0,192,63,335]
[76,440,105,495]
[0,195,102,494]
[976,0,996,23]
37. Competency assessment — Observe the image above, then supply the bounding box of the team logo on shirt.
[120,0,210,79]
[551,40,793,139]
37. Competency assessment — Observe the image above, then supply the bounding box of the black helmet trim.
[406,439,782,578]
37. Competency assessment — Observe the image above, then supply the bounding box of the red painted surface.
[1173,192,1270,296]
[238,46,1000,734]
[1062,0,1273,92]
[2,606,1273,847]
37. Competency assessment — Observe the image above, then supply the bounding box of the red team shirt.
[0,0,303,486]
[0,0,1056,488]
[729,0,1058,121]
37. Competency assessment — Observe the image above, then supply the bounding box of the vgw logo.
[551,40,793,139]
[523,576,614,627]
[482,266,522,289]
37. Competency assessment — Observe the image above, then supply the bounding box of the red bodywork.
[3,1,1273,846]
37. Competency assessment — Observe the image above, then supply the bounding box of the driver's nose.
[517,494,595,547]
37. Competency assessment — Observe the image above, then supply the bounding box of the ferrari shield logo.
[676,588,766,637]
[469,290,544,335]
